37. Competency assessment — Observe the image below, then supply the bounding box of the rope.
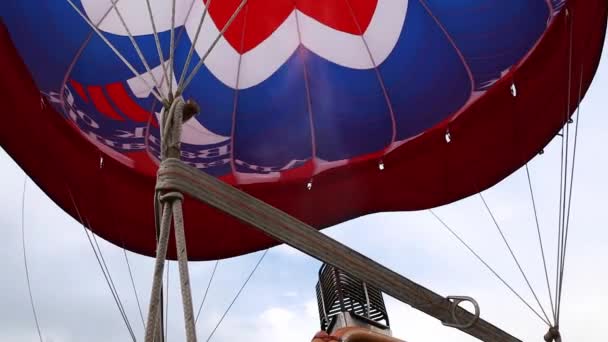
[95,0,124,31]
[86,231,137,341]
[544,326,562,342]
[478,194,552,326]
[144,0,171,92]
[557,68,584,323]
[151,190,164,342]
[203,250,268,342]
[107,0,163,91]
[525,165,556,322]
[145,97,198,342]
[21,178,43,342]
[123,248,146,330]
[144,202,173,342]
[172,194,198,341]
[178,0,249,94]
[65,0,164,103]
[165,260,170,342]
[429,210,550,325]
[68,190,137,341]
[155,296,164,342]
[90,231,138,340]
[557,10,575,318]
[177,0,214,89]
[555,13,576,324]
[169,0,177,98]
[161,99,186,159]
[555,111,567,317]
[195,261,220,324]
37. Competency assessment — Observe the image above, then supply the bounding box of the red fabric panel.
[69,79,89,104]
[88,85,124,121]
[106,82,153,123]
[0,0,605,261]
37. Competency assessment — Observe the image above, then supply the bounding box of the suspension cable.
[558,73,572,322]
[21,178,44,342]
[90,229,138,341]
[195,260,220,324]
[107,0,163,91]
[203,250,268,341]
[478,194,553,325]
[177,0,214,90]
[65,0,164,103]
[67,190,137,341]
[556,12,575,322]
[85,227,137,340]
[555,113,567,317]
[178,0,249,94]
[123,248,146,330]
[91,232,132,324]
[169,0,178,98]
[429,210,551,325]
[557,69,584,322]
[144,0,171,92]
[525,164,556,322]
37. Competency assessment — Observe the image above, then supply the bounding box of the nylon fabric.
[0,0,605,260]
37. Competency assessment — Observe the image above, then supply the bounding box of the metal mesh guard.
[316,263,390,331]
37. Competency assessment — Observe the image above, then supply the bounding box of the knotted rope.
[544,327,561,342]
[144,97,198,342]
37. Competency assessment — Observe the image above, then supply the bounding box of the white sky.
[1,34,607,342]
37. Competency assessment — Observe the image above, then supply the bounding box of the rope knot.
[160,97,199,160]
[159,191,184,203]
[544,326,561,342]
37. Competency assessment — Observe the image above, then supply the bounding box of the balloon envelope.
[0,0,606,260]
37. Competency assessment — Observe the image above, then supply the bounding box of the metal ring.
[442,296,480,329]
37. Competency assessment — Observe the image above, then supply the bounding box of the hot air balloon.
[0,0,606,341]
